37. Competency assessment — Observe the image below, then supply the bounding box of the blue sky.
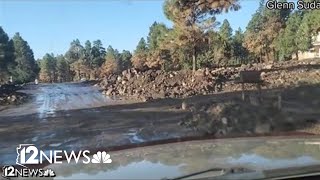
[0,0,259,59]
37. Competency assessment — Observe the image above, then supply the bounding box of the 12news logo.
[2,165,56,178]
[2,144,57,178]
[2,144,112,178]
[15,144,112,165]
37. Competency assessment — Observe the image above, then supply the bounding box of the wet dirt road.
[0,83,194,165]
[0,83,114,117]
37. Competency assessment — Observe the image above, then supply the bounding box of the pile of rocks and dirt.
[0,84,28,106]
[99,68,232,101]
[179,82,320,136]
[179,99,279,136]
[99,58,320,101]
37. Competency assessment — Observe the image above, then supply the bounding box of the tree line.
[38,39,133,82]
[0,30,39,84]
[1,0,319,84]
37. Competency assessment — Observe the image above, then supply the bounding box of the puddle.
[37,93,57,119]
[49,143,62,147]
[83,109,100,113]
[0,83,114,117]
[125,129,145,143]
[228,154,320,170]
[124,129,182,144]
[32,136,39,142]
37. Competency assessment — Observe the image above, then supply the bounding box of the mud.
[0,83,197,165]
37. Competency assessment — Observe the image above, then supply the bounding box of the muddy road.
[0,83,195,165]
[0,83,115,117]
[1,82,318,166]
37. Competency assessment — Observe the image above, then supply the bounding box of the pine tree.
[65,39,87,80]
[232,28,248,64]
[163,0,240,71]
[296,10,320,54]
[92,40,106,68]
[219,19,233,42]
[218,19,233,65]
[120,50,132,70]
[56,55,70,82]
[147,22,170,51]
[277,11,303,60]
[65,39,84,64]
[134,38,148,54]
[101,46,119,76]
[84,40,93,67]
[39,53,56,83]
[12,33,38,83]
[244,0,291,62]
[132,38,148,70]
[0,27,15,83]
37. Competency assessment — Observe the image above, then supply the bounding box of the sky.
[0,0,259,59]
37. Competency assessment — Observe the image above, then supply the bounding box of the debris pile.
[99,59,320,101]
[0,84,28,105]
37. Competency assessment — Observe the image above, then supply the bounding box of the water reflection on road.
[0,83,111,117]
[34,83,111,119]
[48,137,320,179]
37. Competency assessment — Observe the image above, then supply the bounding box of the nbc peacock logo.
[91,151,112,164]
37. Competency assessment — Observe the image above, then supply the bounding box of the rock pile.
[100,68,236,101]
[99,59,320,101]
[179,100,280,136]
[0,84,28,105]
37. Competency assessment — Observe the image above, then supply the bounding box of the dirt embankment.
[99,59,320,101]
[98,59,320,136]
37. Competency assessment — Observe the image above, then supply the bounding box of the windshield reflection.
[46,137,320,179]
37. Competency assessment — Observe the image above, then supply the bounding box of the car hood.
[47,136,320,179]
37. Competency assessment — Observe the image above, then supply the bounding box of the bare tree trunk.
[266,50,270,63]
[273,48,278,62]
[192,46,196,72]
[259,51,262,63]
[295,52,299,60]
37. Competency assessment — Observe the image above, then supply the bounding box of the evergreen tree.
[296,10,320,53]
[164,0,240,71]
[120,50,132,70]
[219,19,233,42]
[84,40,93,67]
[65,39,88,80]
[244,0,291,62]
[134,38,148,54]
[218,19,233,64]
[65,39,84,64]
[0,27,15,83]
[91,40,106,68]
[232,28,248,64]
[147,22,170,50]
[277,11,303,60]
[132,38,148,70]
[12,33,38,83]
[39,53,56,83]
[101,46,119,75]
[56,55,70,82]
